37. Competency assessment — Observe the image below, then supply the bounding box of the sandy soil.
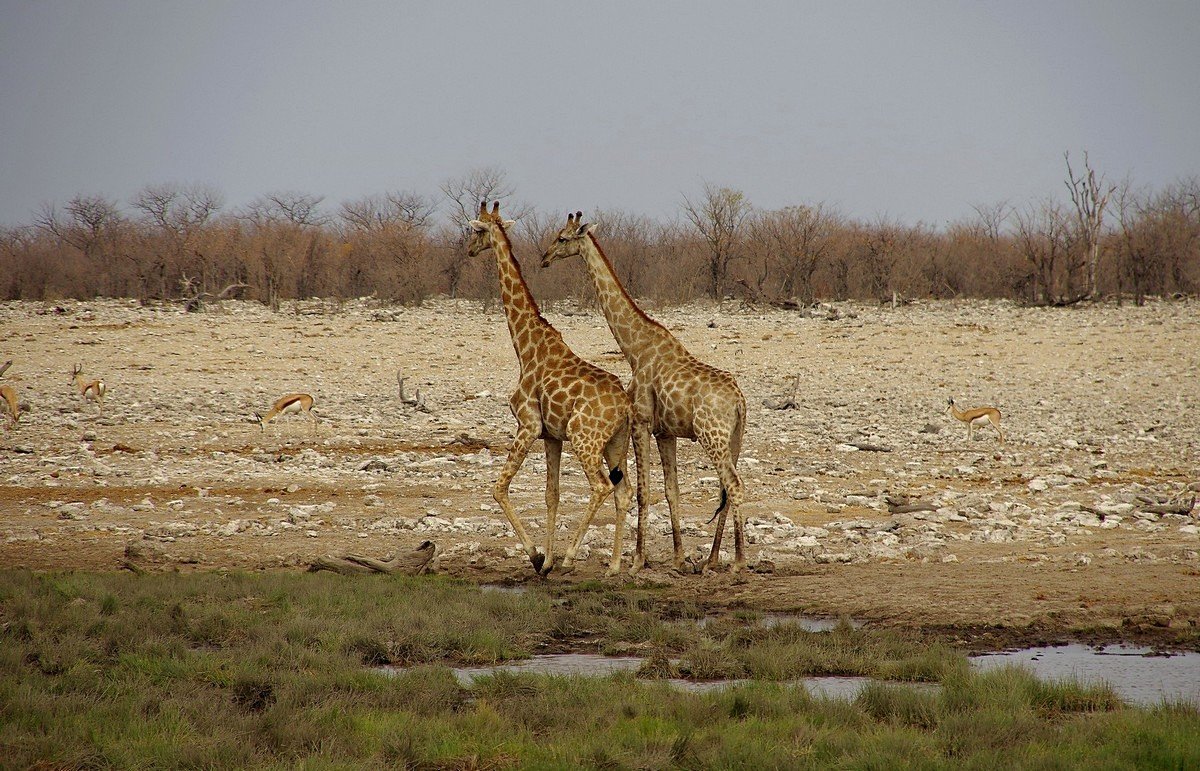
[1,296,1197,647]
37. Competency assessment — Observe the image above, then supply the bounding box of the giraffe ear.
[577,222,596,236]
[469,219,487,231]
[502,219,516,228]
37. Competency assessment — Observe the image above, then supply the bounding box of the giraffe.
[467,202,634,577]
[542,212,749,573]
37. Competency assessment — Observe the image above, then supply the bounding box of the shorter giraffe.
[468,202,634,576]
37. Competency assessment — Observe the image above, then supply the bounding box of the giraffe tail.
[706,487,729,525]
[609,466,624,486]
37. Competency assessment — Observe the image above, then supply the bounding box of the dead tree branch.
[397,372,430,412]
[0,360,12,379]
[309,540,437,576]
[763,375,801,410]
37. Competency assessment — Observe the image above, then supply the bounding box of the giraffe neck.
[581,233,675,368]
[491,226,553,367]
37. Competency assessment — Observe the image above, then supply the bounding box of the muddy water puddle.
[381,644,1200,706]
[971,644,1200,706]
[381,653,930,700]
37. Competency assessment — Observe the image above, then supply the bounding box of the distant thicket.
[3,158,1197,309]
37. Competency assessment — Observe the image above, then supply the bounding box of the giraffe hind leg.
[657,435,686,572]
[542,438,563,576]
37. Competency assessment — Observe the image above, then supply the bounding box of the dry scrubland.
[1,297,1197,644]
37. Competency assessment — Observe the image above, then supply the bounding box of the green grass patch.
[1,569,1197,769]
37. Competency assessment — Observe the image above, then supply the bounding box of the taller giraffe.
[467,202,634,576]
[542,212,749,573]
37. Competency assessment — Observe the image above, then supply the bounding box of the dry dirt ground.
[1,297,1197,648]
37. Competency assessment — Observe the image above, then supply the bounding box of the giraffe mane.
[586,232,664,330]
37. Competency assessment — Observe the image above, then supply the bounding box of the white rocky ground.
[0,296,1197,627]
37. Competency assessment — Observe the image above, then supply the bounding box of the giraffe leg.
[493,425,542,573]
[705,460,745,573]
[694,413,744,573]
[559,438,615,576]
[601,423,632,577]
[656,435,686,572]
[542,437,563,576]
[629,410,655,574]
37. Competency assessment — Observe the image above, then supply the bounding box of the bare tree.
[752,203,839,304]
[1112,180,1150,305]
[241,191,328,227]
[856,215,912,301]
[1014,199,1072,305]
[1064,151,1114,299]
[238,192,328,309]
[682,183,751,299]
[339,191,436,232]
[34,194,122,261]
[338,191,436,302]
[130,183,224,298]
[438,167,518,298]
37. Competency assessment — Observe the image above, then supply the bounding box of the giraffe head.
[467,200,516,257]
[541,211,595,268]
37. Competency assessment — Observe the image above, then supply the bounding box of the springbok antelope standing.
[946,398,1005,443]
[255,393,318,432]
[0,384,20,429]
[71,364,106,414]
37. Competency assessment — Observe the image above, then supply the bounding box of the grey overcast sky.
[2,1,1198,228]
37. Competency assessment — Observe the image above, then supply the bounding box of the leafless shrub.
[4,160,1195,307]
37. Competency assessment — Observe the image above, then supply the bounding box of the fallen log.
[845,441,893,452]
[763,375,801,410]
[1135,495,1196,517]
[309,540,437,576]
[888,501,938,514]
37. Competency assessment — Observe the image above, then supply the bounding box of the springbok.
[255,393,318,432]
[71,364,106,414]
[946,397,1005,443]
[0,384,20,429]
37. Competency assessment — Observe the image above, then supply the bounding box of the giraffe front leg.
[493,426,542,574]
[656,435,686,573]
[542,438,563,576]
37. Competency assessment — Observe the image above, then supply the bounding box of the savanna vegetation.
[3,154,1197,309]
[3,570,1197,768]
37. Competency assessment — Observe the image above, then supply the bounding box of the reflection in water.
[381,644,1200,707]
[971,645,1200,706]
[381,653,932,700]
